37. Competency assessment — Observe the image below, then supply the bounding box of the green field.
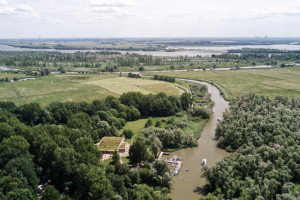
[147,67,300,99]
[0,74,181,107]
[122,116,207,147]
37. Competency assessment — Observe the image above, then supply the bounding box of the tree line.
[153,75,175,83]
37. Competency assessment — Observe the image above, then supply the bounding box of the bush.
[145,118,153,128]
[155,121,161,127]
[188,106,211,119]
[166,117,175,125]
[161,118,167,122]
[123,129,134,138]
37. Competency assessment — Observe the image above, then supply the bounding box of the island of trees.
[202,94,300,199]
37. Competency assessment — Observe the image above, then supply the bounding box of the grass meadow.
[147,67,300,99]
[0,73,181,107]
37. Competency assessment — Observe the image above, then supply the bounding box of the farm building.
[97,137,129,154]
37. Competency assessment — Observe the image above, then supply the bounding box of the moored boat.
[201,158,207,166]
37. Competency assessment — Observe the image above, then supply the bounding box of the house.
[97,137,128,154]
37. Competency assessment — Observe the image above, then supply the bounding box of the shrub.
[155,121,161,127]
[123,129,134,138]
[145,118,153,128]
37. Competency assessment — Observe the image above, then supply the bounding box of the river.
[0,44,220,57]
[1,43,300,57]
[167,79,229,200]
[168,44,300,51]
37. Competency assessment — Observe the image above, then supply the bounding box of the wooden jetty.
[157,152,182,175]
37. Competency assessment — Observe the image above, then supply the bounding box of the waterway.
[1,43,300,57]
[0,44,219,57]
[0,66,19,71]
[169,44,300,51]
[167,79,229,200]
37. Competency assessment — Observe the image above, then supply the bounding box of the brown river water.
[168,79,229,200]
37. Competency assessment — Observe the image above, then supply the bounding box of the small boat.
[201,158,207,166]
[186,168,190,171]
[173,168,179,175]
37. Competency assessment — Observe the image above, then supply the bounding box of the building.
[97,137,128,154]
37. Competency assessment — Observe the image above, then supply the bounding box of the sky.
[0,0,300,38]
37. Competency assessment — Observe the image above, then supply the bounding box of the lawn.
[121,117,169,144]
[122,118,149,143]
[122,115,208,145]
[0,73,181,107]
[147,67,300,99]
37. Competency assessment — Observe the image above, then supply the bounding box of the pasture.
[0,73,181,107]
[147,67,300,99]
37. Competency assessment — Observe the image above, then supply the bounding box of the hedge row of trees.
[202,94,300,199]
[153,75,175,83]
[127,72,140,78]
[120,92,192,116]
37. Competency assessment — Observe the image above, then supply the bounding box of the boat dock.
[157,152,182,175]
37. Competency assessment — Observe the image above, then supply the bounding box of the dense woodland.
[0,89,204,199]
[202,94,300,199]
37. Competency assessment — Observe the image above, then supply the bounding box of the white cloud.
[93,7,120,13]
[90,0,136,7]
[0,0,7,5]
[15,4,33,12]
[1,0,300,38]
[0,7,14,15]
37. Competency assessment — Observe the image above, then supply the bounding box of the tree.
[145,118,153,128]
[42,186,60,200]
[151,160,173,188]
[112,150,121,165]
[180,92,192,110]
[0,136,30,168]
[123,129,133,139]
[155,121,161,127]
[5,188,33,200]
[0,122,14,142]
[129,139,148,164]
[4,157,39,189]
[75,164,114,200]
[14,103,48,125]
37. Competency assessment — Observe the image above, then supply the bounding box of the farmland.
[147,67,300,99]
[0,73,181,107]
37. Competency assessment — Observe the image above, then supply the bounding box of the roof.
[119,142,127,149]
[98,137,124,151]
